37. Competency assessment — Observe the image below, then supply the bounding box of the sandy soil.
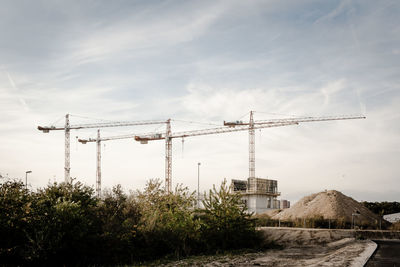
[272,190,379,225]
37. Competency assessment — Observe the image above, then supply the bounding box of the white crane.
[134,120,298,193]
[78,129,165,198]
[38,114,167,184]
[223,112,366,178]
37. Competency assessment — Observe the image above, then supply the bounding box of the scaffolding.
[231,177,281,213]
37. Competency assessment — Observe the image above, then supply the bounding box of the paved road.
[366,240,400,267]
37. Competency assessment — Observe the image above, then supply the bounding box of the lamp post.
[197,162,201,208]
[352,211,360,229]
[25,171,32,190]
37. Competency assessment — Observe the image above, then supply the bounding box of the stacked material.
[273,190,379,224]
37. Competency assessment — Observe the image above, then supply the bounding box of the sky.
[1,0,399,203]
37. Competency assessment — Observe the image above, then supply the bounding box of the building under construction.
[231,177,280,214]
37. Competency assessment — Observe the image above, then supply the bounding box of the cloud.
[0,0,399,203]
[4,71,30,111]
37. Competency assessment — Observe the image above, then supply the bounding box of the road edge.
[349,240,377,267]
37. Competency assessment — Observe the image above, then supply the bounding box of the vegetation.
[0,179,261,265]
[253,213,384,230]
[199,180,260,252]
[362,201,400,215]
[390,222,400,231]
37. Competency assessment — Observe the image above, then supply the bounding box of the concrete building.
[230,177,280,214]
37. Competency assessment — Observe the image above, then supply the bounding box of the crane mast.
[96,129,101,197]
[77,122,167,197]
[65,114,71,183]
[249,111,255,179]
[165,119,172,193]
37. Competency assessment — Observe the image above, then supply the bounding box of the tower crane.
[37,114,167,183]
[78,129,164,198]
[223,112,366,179]
[134,120,299,193]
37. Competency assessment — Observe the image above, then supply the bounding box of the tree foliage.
[0,179,261,265]
[362,201,400,216]
[200,179,260,251]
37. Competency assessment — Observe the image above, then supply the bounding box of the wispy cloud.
[0,0,399,202]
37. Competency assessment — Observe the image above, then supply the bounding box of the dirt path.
[162,238,374,266]
[160,228,383,267]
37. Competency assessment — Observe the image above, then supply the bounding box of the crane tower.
[224,112,366,179]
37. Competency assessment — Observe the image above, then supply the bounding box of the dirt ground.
[160,228,377,267]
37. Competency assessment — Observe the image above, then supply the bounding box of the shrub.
[0,180,31,264]
[199,179,260,252]
[390,222,400,231]
[26,182,99,265]
[95,184,142,263]
[137,179,200,259]
[0,178,264,265]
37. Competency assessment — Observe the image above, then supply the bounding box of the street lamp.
[197,162,201,208]
[25,171,32,190]
[352,211,360,229]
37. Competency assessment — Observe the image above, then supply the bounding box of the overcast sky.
[1,0,399,203]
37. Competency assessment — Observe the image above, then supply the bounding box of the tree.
[200,179,260,252]
[26,182,99,265]
[137,179,200,258]
[0,180,31,264]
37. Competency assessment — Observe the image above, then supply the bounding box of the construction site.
[37,111,365,214]
[12,111,400,266]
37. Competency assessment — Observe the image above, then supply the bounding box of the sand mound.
[273,190,379,224]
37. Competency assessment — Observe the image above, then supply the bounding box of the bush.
[0,180,31,264]
[199,179,260,252]
[95,184,142,264]
[0,178,263,265]
[137,179,200,259]
[26,182,99,265]
[390,222,400,231]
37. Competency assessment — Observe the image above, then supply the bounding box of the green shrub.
[0,178,264,265]
[26,182,99,265]
[0,180,31,264]
[199,179,260,252]
[137,179,200,259]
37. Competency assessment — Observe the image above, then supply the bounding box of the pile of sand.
[273,190,379,224]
